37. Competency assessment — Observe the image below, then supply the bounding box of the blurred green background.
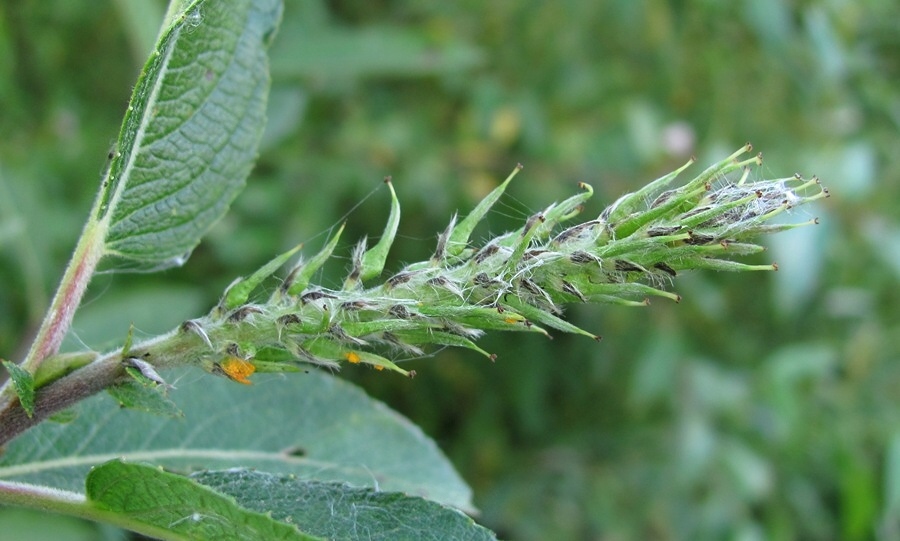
[1,0,899,539]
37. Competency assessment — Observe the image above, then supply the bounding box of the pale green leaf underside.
[98,0,282,270]
[0,369,474,512]
[88,460,316,540]
[193,470,496,541]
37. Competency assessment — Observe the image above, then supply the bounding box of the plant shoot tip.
[383,175,392,184]
[771,262,779,271]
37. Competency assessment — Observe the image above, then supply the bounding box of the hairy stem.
[0,357,124,446]
[18,222,106,374]
[0,219,107,424]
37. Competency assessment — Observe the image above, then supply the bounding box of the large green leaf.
[270,23,483,83]
[87,460,316,540]
[98,0,283,270]
[0,369,474,512]
[193,470,496,540]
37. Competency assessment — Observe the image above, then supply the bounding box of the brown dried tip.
[578,182,588,190]
[384,175,392,184]
[516,163,524,170]
[814,217,820,225]
[408,370,417,379]
[180,319,212,349]
[674,294,682,303]
[227,305,263,323]
[489,353,498,362]
[744,142,753,152]
[771,262,779,271]
[794,173,803,180]
[277,314,302,326]
[756,152,763,164]
[180,319,198,332]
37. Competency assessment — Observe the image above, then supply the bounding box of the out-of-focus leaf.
[884,434,900,517]
[111,0,166,63]
[270,25,483,83]
[0,508,112,541]
[0,368,474,512]
[62,286,208,353]
[769,221,827,315]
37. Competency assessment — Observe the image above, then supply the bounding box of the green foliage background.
[1,0,898,539]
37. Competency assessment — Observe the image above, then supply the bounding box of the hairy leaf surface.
[87,460,316,540]
[193,470,496,541]
[98,0,282,270]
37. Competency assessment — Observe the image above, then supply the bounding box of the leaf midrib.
[100,27,180,233]
[0,448,328,479]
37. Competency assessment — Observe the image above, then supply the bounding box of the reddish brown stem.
[0,358,125,447]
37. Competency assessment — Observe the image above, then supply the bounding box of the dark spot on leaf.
[283,446,306,458]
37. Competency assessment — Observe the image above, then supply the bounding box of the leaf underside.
[0,368,474,512]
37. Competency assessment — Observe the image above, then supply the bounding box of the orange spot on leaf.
[221,357,255,385]
[345,351,361,364]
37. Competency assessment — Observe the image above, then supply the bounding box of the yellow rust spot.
[374,365,384,371]
[220,357,255,385]
[345,351,361,364]
[504,317,520,324]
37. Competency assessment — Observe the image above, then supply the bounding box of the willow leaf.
[98,0,283,270]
